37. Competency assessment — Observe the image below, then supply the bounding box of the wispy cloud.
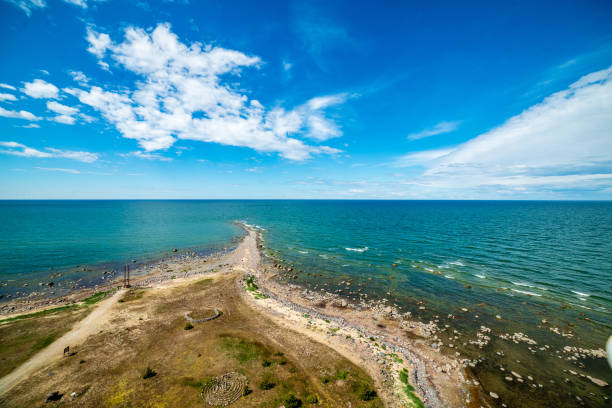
[292,2,354,70]
[0,83,17,91]
[407,121,461,141]
[47,101,80,125]
[67,23,346,161]
[34,166,81,174]
[120,151,173,162]
[0,141,98,162]
[0,93,17,101]
[394,65,612,196]
[4,0,94,16]
[0,107,42,121]
[4,0,47,16]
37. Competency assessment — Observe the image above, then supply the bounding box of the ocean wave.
[297,250,308,254]
[512,281,535,288]
[475,274,486,279]
[345,246,369,253]
[445,275,455,279]
[511,289,542,297]
[449,260,465,266]
[571,290,590,297]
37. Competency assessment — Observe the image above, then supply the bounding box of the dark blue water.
[1,200,611,406]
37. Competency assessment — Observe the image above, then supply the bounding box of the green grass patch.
[82,291,110,305]
[389,353,403,363]
[399,368,424,408]
[335,370,349,380]
[218,334,263,362]
[178,377,203,388]
[0,304,79,324]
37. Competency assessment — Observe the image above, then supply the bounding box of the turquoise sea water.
[1,200,611,406]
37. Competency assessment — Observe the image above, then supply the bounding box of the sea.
[1,200,611,406]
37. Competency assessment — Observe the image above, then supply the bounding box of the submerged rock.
[587,376,608,387]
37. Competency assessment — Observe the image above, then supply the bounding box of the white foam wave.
[345,246,369,253]
[449,260,465,266]
[511,289,542,297]
[475,274,486,279]
[571,290,590,297]
[297,250,308,254]
[445,275,455,279]
[512,281,534,288]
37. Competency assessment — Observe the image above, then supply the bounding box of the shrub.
[359,388,377,401]
[262,359,272,367]
[283,394,302,408]
[184,322,194,330]
[259,378,275,390]
[305,394,319,404]
[335,370,349,380]
[142,366,157,379]
[321,376,331,384]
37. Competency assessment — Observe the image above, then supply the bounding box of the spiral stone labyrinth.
[201,372,248,406]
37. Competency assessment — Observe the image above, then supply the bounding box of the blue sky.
[0,0,611,199]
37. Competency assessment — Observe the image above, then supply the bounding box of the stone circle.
[201,372,247,406]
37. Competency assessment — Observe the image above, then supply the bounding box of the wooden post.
[127,264,130,287]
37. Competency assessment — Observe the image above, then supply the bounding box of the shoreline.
[0,224,482,407]
[239,227,484,407]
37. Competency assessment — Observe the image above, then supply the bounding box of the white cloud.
[63,0,86,7]
[34,166,80,174]
[4,0,93,15]
[0,141,98,162]
[0,83,17,91]
[23,79,59,99]
[86,27,111,59]
[4,0,46,16]
[53,115,77,124]
[21,123,40,128]
[72,23,345,160]
[394,148,455,167]
[396,65,612,195]
[407,121,461,141]
[47,101,79,125]
[0,106,42,121]
[0,93,17,101]
[69,70,89,84]
[120,151,173,161]
[47,101,78,115]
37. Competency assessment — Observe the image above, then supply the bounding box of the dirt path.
[0,289,125,396]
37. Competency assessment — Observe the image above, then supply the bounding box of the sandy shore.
[0,226,486,407]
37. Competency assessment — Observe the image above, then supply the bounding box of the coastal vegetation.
[0,271,382,407]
